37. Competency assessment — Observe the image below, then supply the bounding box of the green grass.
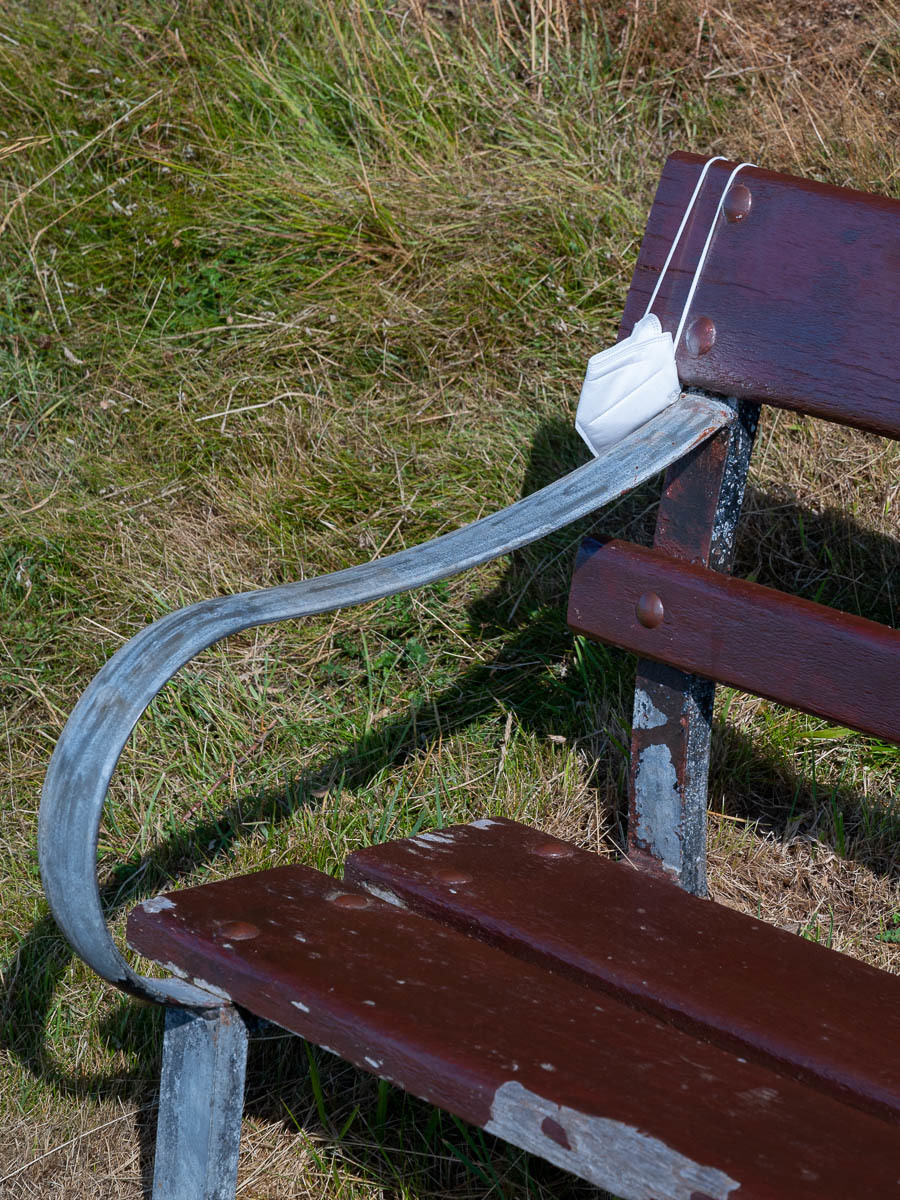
[1,0,898,1195]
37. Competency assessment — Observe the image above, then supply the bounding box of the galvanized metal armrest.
[39,395,732,1007]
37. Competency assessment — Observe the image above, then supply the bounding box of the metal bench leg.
[628,399,759,895]
[151,1004,249,1200]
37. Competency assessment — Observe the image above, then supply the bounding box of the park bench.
[40,153,900,1200]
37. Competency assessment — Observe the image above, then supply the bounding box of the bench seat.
[128,820,900,1200]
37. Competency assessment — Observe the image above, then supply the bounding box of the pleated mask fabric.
[574,313,680,455]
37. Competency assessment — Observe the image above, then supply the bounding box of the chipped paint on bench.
[632,741,683,877]
[486,1080,740,1200]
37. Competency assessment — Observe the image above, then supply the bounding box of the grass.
[1,0,899,1195]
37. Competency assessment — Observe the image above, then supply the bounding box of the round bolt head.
[219,920,259,941]
[724,183,752,223]
[533,841,574,859]
[685,316,716,357]
[332,892,369,909]
[635,592,665,629]
[434,868,472,885]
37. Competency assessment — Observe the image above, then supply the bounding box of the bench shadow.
[3,415,897,1194]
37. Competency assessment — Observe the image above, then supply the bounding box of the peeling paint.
[160,964,234,1003]
[633,742,683,876]
[485,1081,739,1200]
[190,979,233,1002]
[471,818,501,829]
[141,895,176,913]
[360,882,407,909]
[633,689,668,730]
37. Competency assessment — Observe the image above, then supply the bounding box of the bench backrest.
[568,154,900,893]
[621,152,900,437]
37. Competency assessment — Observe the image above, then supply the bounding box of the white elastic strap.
[672,160,756,349]
[642,155,725,320]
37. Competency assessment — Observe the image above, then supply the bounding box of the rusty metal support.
[627,397,759,894]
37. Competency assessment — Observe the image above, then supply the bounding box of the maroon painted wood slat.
[620,152,900,439]
[127,863,900,1200]
[347,819,900,1123]
[567,539,900,742]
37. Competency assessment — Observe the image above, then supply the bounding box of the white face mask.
[574,313,679,454]
[575,158,754,458]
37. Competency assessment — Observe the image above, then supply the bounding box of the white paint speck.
[141,895,175,913]
[539,1063,556,1072]
[293,933,307,942]
[361,882,407,908]
[633,689,668,730]
[188,977,233,1002]
[364,1057,383,1069]
[292,1000,310,1013]
[416,831,455,846]
[362,1000,376,1007]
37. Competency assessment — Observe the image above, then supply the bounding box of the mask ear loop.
[643,157,756,353]
[673,160,755,351]
[643,156,725,320]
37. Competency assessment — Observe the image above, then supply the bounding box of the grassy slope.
[1,1,898,1195]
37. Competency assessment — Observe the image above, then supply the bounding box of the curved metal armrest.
[39,394,733,1006]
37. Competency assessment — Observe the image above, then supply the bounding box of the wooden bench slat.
[127,863,900,1200]
[567,538,900,742]
[346,819,900,1124]
[621,152,900,439]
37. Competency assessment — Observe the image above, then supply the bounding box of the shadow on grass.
[2,417,897,1195]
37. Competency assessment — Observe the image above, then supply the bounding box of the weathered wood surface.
[568,539,900,742]
[621,152,900,439]
[128,861,900,1199]
[348,819,900,1123]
